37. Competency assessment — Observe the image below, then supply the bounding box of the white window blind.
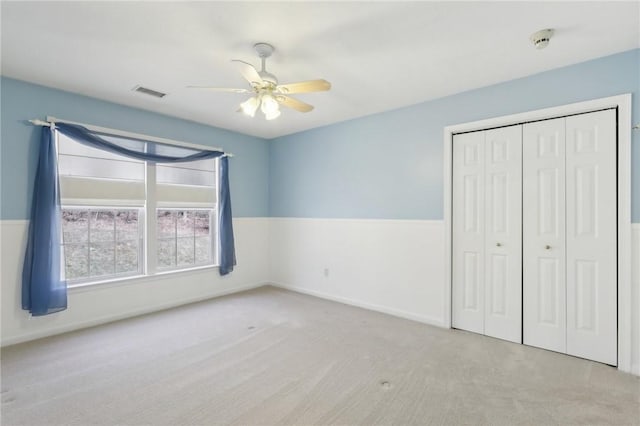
[57,133,145,206]
[156,158,217,207]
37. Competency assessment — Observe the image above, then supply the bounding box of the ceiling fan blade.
[277,79,331,94]
[276,95,314,113]
[186,86,251,94]
[231,59,263,86]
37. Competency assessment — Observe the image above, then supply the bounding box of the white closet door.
[523,118,567,354]
[484,126,522,343]
[565,109,617,365]
[452,131,485,334]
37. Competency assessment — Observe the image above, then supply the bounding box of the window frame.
[55,129,221,287]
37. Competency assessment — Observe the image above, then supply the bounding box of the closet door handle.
[496,242,502,247]
[545,245,551,250]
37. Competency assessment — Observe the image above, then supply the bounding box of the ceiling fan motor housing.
[259,71,278,86]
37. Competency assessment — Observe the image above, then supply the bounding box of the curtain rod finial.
[28,119,52,127]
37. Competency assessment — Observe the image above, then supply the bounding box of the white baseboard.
[1,218,270,347]
[1,282,267,347]
[3,216,637,374]
[269,218,447,330]
[272,282,446,327]
[270,218,640,376]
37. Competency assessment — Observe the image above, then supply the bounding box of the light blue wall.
[269,49,640,222]
[0,77,269,219]
[3,50,639,222]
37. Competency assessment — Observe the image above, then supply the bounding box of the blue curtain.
[55,123,224,164]
[22,123,237,316]
[218,156,236,275]
[22,127,67,316]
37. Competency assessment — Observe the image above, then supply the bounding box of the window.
[56,131,219,285]
[157,209,214,269]
[62,208,142,281]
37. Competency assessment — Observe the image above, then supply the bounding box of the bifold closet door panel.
[452,131,485,334]
[565,109,617,365]
[483,126,522,343]
[523,118,567,354]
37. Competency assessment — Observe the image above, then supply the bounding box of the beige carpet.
[1,286,639,425]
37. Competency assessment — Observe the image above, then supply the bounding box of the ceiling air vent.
[132,85,167,98]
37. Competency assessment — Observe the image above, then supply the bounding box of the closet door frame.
[443,94,633,374]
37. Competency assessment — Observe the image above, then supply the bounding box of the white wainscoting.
[3,217,638,374]
[0,218,269,346]
[269,218,447,326]
[632,224,640,375]
[269,218,640,375]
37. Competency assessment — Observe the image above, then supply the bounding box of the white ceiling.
[2,1,639,139]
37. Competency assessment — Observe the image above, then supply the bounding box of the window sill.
[67,264,220,293]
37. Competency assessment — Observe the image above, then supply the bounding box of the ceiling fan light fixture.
[260,93,280,115]
[240,96,259,117]
[189,41,330,120]
[264,109,281,121]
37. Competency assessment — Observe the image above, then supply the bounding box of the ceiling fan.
[188,43,331,120]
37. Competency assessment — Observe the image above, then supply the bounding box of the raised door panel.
[484,125,522,343]
[565,109,617,365]
[452,132,485,334]
[523,118,567,354]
